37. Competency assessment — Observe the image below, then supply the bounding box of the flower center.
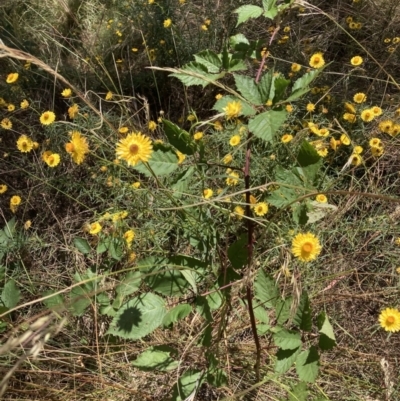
[314,57,320,63]
[65,143,75,152]
[48,156,54,163]
[129,144,139,155]
[387,316,395,324]
[302,242,313,253]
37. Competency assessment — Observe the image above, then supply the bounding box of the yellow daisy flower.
[16,135,34,153]
[350,153,362,166]
[350,56,363,66]
[233,206,245,219]
[61,88,72,98]
[353,93,367,103]
[281,134,293,143]
[223,154,232,164]
[378,308,400,332]
[105,91,113,100]
[340,134,351,145]
[10,195,22,213]
[44,153,61,167]
[309,52,325,69]
[124,230,135,246]
[6,73,19,84]
[148,120,157,131]
[163,18,172,28]
[316,194,327,203]
[115,132,153,166]
[89,222,102,235]
[360,109,374,122]
[194,132,203,141]
[65,131,89,165]
[1,118,12,130]
[20,99,29,109]
[176,151,186,164]
[223,101,242,120]
[68,104,79,119]
[291,63,301,72]
[0,184,8,194]
[254,202,268,216]
[229,135,241,146]
[40,111,56,125]
[291,232,322,262]
[203,188,213,199]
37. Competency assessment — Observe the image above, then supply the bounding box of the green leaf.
[96,237,111,254]
[286,87,310,102]
[318,312,336,350]
[297,140,321,167]
[70,286,92,316]
[194,50,221,73]
[132,345,178,371]
[133,149,179,177]
[263,1,278,19]
[107,293,166,339]
[249,110,287,143]
[275,346,301,374]
[163,119,196,155]
[293,291,312,332]
[292,203,309,226]
[296,346,320,383]
[257,323,271,335]
[206,287,223,310]
[292,69,321,93]
[206,368,228,387]
[213,95,256,117]
[307,201,338,224]
[109,239,123,261]
[254,269,278,308]
[116,270,142,298]
[1,280,20,308]
[253,304,270,324]
[42,290,64,309]
[73,237,91,254]
[228,233,248,269]
[257,70,274,102]
[234,5,263,26]
[171,167,195,198]
[229,33,250,48]
[162,304,192,327]
[170,62,225,88]
[3,217,16,239]
[196,296,212,322]
[222,44,230,70]
[234,74,263,105]
[276,296,292,325]
[170,370,204,401]
[273,329,302,350]
[288,382,308,401]
[228,59,247,72]
[273,76,290,103]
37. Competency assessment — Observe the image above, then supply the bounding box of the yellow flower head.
[148,120,157,131]
[369,138,382,148]
[116,132,153,166]
[309,53,325,69]
[223,101,242,120]
[353,145,363,154]
[214,121,223,131]
[40,111,56,125]
[350,153,362,166]
[223,154,232,164]
[68,104,79,119]
[317,128,329,137]
[340,134,351,146]
[286,104,293,113]
[6,73,19,84]
[371,106,382,116]
[371,146,384,157]
[1,118,12,130]
[344,102,356,114]
[124,229,135,246]
[350,56,363,66]
[316,194,327,203]
[229,135,241,146]
[203,188,213,199]
[61,88,72,98]
[360,109,374,122]
[17,135,34,153]
[353,92,367,104]
[343,113,357,123]
[163,18,172,28]
[65,131,89,165]
[281,134,293,143]
[132,182,141,189]
[291,232,322,262]
[291,63,301,72]
[176,151,186,164]
[119,126,129,134]
[10,195,22,213]
[7,104,15,112]
[201,24,208,31]
[233,205,245,220]
[379,120,393,134]
[20,99,29,109]
[105,91,113,100]
[306,103,315,112]
[45,153,61,167]
[226,170,240,186]
[254,202,268,216]
[0,184,7,194]
[379,308,400,332]
[215,93,223,100]
[193,132,203,141]
[89,222,102,235]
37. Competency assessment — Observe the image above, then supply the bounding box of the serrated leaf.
[162,304,192,327]
[109,239,123,261]
[275,346,301,374]
[293,291,312,332]
[206,287,223,310]
[170,62,225,88]
[234,5,263,26]
[171,167,195,198]
[254,269,278,308]
[286,87,310,102]
[258,70,274,102]
[213,95,256,117]
[132,345,178,372]
[318,312,336,350]
[273,76,290,103]
[180,270,198,294]
[194,50,221,73]
[70,286,92,316]
[1,280,20,308]
[133,149,179,177]
[273,329,302,350]
[275,296,292,325]
[297,140,321,167]
[288,382,308,401]
[42,290,64,309]
[249,110,287,142]
[307,201,338,224]
[253,304,270,323]
[116,270,142,298]
[234,74,263,105]
[170,369,204,401]
[292,69,321,93]
[228,233,248,269]
[162,119,196,155]
[96,237,111,254]
[292,202,309,226]
[107,293,166,339]
[73,237,91,254]
[296,346,320,382]
[228,59,247,72]
[230,33,250,48]
[196,296,212,322]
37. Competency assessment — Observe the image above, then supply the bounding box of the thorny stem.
[244,131,261,381]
